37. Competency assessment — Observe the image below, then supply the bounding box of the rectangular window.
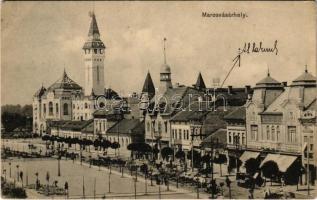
[266,125,270,140]
[271,126,275,141]
[251,125,258,141]
[228,132,232,144]
[287,126,296,143]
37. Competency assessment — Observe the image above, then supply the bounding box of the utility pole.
[134,177,137,199]
[58,152,61,176]
[93,177,96,199]
[145,173,148,195]
[307,141,310,196]
[108,171,111,193]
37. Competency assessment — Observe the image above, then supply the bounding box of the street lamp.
[150,168,153,186]
[8,162,11,178]
[16,165,19,182]
[3,169,6,182]
[133,177,137,199]
[233,135,240,173]
[57,150,61,176]
[196,177,200,199]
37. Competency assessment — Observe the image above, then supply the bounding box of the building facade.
[32,13,117,135]
[245,69,317,184]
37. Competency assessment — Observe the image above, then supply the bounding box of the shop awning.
[260,154,298,173]
[239,151,260,164]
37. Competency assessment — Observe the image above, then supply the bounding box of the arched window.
[85,103,88,109]
[56,103,59,114]
[63,103,69,115]
[94,49,98,54]
[266,125,270,140]
[49,102,53,116]
[43,103,46,114]
[147,122,150,132]
[158,122,162,133]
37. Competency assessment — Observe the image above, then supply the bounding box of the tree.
[111,142,120,156]
[72,138,79,150]
[261,160,279,186]
[85,139,93,152]
[245,158,260,176]
[101,139,111,151]
[42,134,51,153]
[1,104,33,132]
[214,154,227,177]
[187,149,202,169]
[175,150,185,161]
[93,139,101,151]
[161,147,173,161]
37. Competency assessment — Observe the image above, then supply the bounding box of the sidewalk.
[75,160,210,199]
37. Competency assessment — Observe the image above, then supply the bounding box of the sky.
[1,1,316,105]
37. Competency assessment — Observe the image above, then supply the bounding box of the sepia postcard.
[1,1,316,199]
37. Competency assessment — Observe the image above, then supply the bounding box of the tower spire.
[88,11,100,37]
[305,64,308,73]
[267,67,270,77]
[163,38,167,64]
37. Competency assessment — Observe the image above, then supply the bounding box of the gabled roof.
[142,72,155,95]
[305,98,317,111]
[107,119,144,135]
[224,106,246,121]
[47,70,82,92]
[50,120,93,132]
[263,85,316,113]
[34,86,46,98]
[170,101,210,122]
[195,72,206,90]
[82,120,94,133]
[201,128,227,147]
[149,86,205,116]
[61,119,93,132]
[203,110,230,135]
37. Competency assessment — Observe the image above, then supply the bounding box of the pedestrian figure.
[281,177,285,187]
[64,181,69,198]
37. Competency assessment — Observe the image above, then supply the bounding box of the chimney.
[228,86,233,94]
[282,82,287,87]
[245,85,251,94]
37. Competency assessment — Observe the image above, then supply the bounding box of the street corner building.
[225,69,317,186]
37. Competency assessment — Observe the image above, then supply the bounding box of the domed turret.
[291,66,316,87]
[159,38,172,94]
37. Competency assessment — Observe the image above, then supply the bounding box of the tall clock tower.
[82,12,106,96]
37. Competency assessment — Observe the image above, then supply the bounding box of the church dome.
[160,63,171,74]
[47,70,82,92]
